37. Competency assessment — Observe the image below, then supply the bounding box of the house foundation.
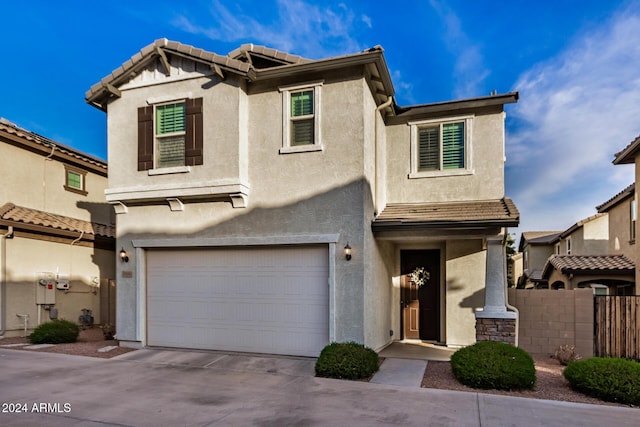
[475,317,516,344]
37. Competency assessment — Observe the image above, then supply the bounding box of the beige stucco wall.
[525,244,555,272]
[445,239,486,346]
[558,215,609,255]
[2,237,114,335]
[384,111,505,203]
[607,197,635,262]
[0,142,113,225]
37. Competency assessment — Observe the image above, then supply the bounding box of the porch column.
[475,236,517,344]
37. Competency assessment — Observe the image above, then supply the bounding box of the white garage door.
[146,245,329,357]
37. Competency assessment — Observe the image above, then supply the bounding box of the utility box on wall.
[36,272,56,305]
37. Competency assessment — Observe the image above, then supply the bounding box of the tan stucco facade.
[0,126,115,336]
[91,42,517,354]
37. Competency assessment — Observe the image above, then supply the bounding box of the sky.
[2,0,640,241]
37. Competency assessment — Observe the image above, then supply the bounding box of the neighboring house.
[86,39,519,357]
[555,213,609,256]
[0,119,115,337]
[541,254,634,294]
[613,135,640,295]
[517,231,561,288]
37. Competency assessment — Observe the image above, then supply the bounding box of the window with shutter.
[138,97,203,171]
[411,116,471,177]
[279,81,323,154]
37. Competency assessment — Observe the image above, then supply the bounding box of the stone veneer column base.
[475,318,516,345]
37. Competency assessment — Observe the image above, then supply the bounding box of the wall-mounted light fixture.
[344,242,352,261]
[119,248,129,263]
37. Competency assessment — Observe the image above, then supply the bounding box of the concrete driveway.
[0,348,637,426]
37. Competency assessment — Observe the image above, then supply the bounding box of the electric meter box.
[56,273,70,290]
[36,272,56,304]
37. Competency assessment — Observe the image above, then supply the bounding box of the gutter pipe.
[0,226,14,336]
[374,96,393,214]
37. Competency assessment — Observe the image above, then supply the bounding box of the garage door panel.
[146,245,329,357]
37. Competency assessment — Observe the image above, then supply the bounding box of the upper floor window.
[631,197,636,243]
[566,237,572,255]
[555,243,560,255]
[138,97,203,172]
[64,166,87,196]
[409,116,473,178]
[279,81,323,154]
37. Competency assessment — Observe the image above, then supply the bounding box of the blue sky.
[2,0,640,238]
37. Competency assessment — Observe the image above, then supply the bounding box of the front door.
[401,250,440,341]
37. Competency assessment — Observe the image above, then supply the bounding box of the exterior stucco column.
[475,235,517,344]
[476,236,516,318]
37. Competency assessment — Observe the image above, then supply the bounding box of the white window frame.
[630,197,636,243]
[408,115,473,178]
[566,237,572,255]
[279,81,323,154]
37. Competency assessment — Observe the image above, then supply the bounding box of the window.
[409,116,472,177]
[279,81,323,153]
[155,102,186,168]
[555,243,560,255]
[566,238,572,255]
[138,97,203,172]
[64,166,87,195]
[630,197,636,242]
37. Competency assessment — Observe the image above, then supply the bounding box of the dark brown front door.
[401,250,440,341]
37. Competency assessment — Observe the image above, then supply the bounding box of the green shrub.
[315,342,379,380]
[28,319,80,344]
[450,341,536,390]
[563,357,640,406]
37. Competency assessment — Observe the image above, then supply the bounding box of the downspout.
[503,230,519,347]
[374,96,393,214]
[0,226,14,336]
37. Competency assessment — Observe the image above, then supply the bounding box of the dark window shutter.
[185,97,203,166]
[137,106,154,171]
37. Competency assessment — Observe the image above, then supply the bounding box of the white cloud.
[172,0,366,58]
[428,0,489,98]
[507,4,640,234]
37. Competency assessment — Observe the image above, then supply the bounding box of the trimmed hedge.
[563,357,640,406]
[315,342,379,380]
[450,341,536,390]
[28,319,80,344]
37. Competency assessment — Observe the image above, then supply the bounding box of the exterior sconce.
[344,243,352,261]
[119,248,129,263]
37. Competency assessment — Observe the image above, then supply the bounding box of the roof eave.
[372,218,519,232]
[613,135,640,165]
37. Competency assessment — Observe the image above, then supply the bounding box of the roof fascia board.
[254,51,394,98]
[613,136,640,164]
[388,92,518,125]
[372,218,519,231]
[0,131,107,176]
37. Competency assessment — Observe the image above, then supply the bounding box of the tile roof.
[372,198,519,230]
[559,213,607,239]
[613,134,640,165]
[543,254,635,277]
[596,183,634,213]
[0,203,115,239]
[0,118,107,171]
[518,231,562,252]
[227,43,310,65]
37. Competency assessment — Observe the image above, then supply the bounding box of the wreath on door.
[410,267,430,287]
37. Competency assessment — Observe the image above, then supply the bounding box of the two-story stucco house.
[0,119,115,337]
[86,39,519,357]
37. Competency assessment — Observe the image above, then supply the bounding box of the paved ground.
[0,348,637,426]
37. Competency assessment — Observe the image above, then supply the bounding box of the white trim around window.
[408,115,474,178]
[279,81,323,154]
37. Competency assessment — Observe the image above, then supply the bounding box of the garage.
[146,245,329,357]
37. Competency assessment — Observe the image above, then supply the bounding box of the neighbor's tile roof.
[0,118,107,170]
[543,254,635,277]
[0,203,115,239]
[596,183,635,213]
[372,198,519,229]
[613,134,640,164]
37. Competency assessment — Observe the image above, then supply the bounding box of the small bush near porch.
[450,341,536,390]
[315,342,379,380]
[28,319,80,344]
[563,357,640,406]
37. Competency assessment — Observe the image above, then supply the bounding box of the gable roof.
[613,135,640,165]
[0,203,115,240]
[559,213,606,239]
[372,198,519,231]
[86,39,395,111]
[542,254,635,278]
[518,231,562,252]
[0,118,107,176]
[596,183,634,213]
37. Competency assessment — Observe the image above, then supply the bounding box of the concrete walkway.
[370,358,428,387]
[0,348,637,426]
